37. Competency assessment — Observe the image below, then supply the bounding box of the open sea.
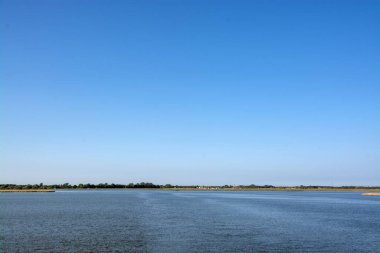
[1,190,379,252]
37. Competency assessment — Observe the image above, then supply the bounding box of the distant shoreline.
[159,187,380,192]
[2,188,380,193]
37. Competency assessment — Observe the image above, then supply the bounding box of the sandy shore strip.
[362,193,380,196]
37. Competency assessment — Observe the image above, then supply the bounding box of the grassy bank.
[0,189,55,193]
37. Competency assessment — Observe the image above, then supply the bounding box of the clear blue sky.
[1,0,379,186]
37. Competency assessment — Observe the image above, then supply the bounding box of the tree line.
[0,182,160,190]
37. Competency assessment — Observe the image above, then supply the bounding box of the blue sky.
[1,0,379,185]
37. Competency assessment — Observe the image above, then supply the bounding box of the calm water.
[1,191,379,252]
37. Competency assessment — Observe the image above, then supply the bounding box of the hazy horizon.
[1,0,379,186]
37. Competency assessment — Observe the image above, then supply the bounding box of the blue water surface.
[1,191,379,252]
